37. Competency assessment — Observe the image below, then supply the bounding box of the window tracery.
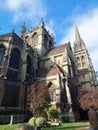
[44,34,48,44]
[49,83,56,102]
[26,55,31,75]
[81,56,86,67]
[77,57,81,68]
[9,48,20,69]
[49,40,52,49]
[32,33,38,45]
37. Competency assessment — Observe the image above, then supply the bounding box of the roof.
[0,33,12,40]
[45,43,68,56]
[0,32,23,44]
[12,32,23,43]
[36,63,64,78]
[47,63,64,76]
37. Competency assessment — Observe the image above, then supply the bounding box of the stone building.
[73,25,98,89]
[0,20,97,123]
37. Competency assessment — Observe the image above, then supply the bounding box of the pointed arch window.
[81,56,86,67]
[77,57,81,68]
[44,34,48,44]
[0,45,5,66]
[9,48,20,69]
[48,83,56,102]
[49,40,52,49]
[26,55,31,75]
[32,32,38,45]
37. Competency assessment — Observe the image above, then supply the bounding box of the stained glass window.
[26,55,31,75]
[9,48,20,69]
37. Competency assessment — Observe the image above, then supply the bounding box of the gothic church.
[0,20,97,123]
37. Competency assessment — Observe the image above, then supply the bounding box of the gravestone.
[9,115,13,125]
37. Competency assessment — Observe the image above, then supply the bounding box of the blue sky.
[0,0,98,71]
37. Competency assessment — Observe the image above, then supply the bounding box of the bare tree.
[29,81,50,117]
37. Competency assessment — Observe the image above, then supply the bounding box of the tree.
[47,108,58,121]
[29,81,50,117]
[78,87,98,126]
[78,87,98,110]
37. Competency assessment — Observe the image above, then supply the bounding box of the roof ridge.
[55,43,68,48]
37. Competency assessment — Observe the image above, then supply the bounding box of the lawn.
[42,122,90,130]
[0,121,89,130]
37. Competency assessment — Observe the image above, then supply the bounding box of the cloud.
[91,48,98,71]
[45,19,55,37]
[61,7,98,70]
[0,0,46,23]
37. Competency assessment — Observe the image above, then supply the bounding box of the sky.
[0,0,98,71]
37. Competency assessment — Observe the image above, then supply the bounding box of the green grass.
[0,121,89,130]
[42,122,89,130]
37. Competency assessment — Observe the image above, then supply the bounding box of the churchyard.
[0,121,89,130]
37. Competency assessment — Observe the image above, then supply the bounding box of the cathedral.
[0,20,97,123]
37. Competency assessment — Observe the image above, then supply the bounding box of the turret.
[20,22,26,40]
[39,18,44,28]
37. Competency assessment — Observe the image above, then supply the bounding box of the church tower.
[24,19,54,57]
[73,25,97,89]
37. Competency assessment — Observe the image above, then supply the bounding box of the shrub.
[36,117,46,127]
[16,124,34,130]
[78,87,98,110]
[28,117,36,126]
[47,108,58,121]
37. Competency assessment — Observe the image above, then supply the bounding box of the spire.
[75,24,81,43]
[74,24,86,52]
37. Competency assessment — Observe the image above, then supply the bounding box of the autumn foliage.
[78,87,98,110]
[29,81,50,116]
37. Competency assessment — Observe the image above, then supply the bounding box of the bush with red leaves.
[78,87,98,110]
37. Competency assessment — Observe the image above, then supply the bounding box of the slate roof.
[0,33,12,41]
[0,32,23,44]
[36,44,68,79]
[45,43,68,56]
